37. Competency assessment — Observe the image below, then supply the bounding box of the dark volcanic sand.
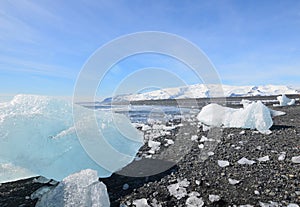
[1,104,300,207]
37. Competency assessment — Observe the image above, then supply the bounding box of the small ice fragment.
[166,139,174,145]
[199,136,208,142]
[148,140,161,151]
[237,157,256,165]
[218,160,230,168]
[142,125,151,131]
[207,151,214,156]
[195,180,200,185]
[287,204,299,207]
[198,144,204,149]
[254,190,260,195]
[151,198,162,207]
[256,146,262,150]
[33,176,51,184]
[278,152,286,161]
[145,155,152,159]
[133,198,150,207]
[209,194,220,202]
[191,135,198,141]
[259,202,269,207]
[185,196,204,207]
[291,156,300,164]
[239,130,245,135]
[123,183,129,190]
[257,156,270,162]
[228,178,240,185]
[240,205,254,207]
[49,180,58,186]
[35,169,110,207]
[269,109,286,117]
[167,179,190,200]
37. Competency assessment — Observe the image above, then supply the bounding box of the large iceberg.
[36,169,110,207]
[197,101,278,134]
[0,94,143,183]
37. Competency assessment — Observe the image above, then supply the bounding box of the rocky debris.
[1,104,300,207]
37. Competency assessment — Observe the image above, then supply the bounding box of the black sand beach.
[1,99,299,207]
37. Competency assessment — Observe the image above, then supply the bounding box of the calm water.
[93,105,199,123]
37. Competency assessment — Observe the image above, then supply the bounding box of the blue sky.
[1,0,300,99]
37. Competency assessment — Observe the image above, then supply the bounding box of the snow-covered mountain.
[102,84,299,103]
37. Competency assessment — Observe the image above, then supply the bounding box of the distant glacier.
[102,84,299,103]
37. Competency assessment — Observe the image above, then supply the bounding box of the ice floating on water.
[0,95,143,183]
[275,94,296,106]
[197,101,282,134]
[36,169,110,207]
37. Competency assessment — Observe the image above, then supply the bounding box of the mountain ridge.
[101,84,299,103]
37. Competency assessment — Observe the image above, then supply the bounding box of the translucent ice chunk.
[36,169,110,207]
[0,95,143,182]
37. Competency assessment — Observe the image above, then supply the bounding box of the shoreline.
[1,103,300,206]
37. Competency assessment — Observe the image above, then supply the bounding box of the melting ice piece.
[36,169,110,207]
[133,198,150,207]
[228,178,240,185]
[278,152,286,161]
[217,160,230,168]
[291,156,300,164]
[275,94,296,106]
[209,194,220,202]
[0,95,143,183]
[237,157,256,165]
[197,101,274,134]
[257,156,270,162]
[185,196,204,207]
[167,179,190,200]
